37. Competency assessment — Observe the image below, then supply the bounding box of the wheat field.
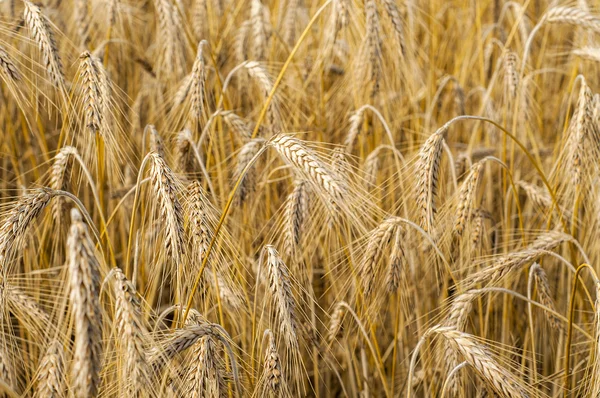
[1,0,600,396]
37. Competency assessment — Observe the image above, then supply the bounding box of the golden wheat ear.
[66,208,103,397]
[34,339,66,398]
[23,1,64,87]
[106,267,151,397]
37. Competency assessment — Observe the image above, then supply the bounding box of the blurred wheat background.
[0,0,600,396]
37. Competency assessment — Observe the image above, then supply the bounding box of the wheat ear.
[0,188,55,272]
[265,245,299,349]
[34,340,65,398]
[415,127,446,233]
[0,46,20,82]
[361,218,398,297]
[23,1,64,85]
[234,138,265,204]
[183,335,227,398]
[530,263,562,331]
[465,231,572,288]
[282,180,310,258]
[270,134,346,202]
[435,326,530,397]
[109,267,151,397]
[149,152,186,266]
[67,208,103,397]
[50,146,78,224]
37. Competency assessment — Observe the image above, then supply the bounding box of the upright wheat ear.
[282,180,310,258]
[109,268,151,397]
[67,208,103,398]
[147,125,165,158]
[415,127,446,233]
[149,152,185,266]
[50,147,78,224]
[361,218,398,296]
[186,181,213,271]
[503,52,519,104]
[327,302,347,343]
[530,263,562,331]
[453,160,484,237]
[364,0,382,97]
[183,335,226,397]
[35,340,65,398]
[386,227,405,293]
[260,329,289,396]
[345,107,367,152]
[23,1,64,85]
[189,41,207,122]
[79,51,110,134]
[265,245,299,349]
[569,79,593,186]
[250,0,269,60]
[444,291,477,396]
[235,138,265,204]
[381,0,405,55]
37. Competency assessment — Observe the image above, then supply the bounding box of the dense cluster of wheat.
[2,0,600,396]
